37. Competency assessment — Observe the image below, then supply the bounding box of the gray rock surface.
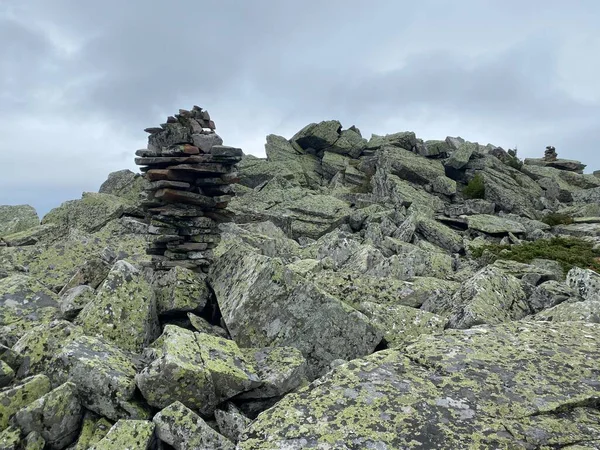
[0,205,39,238]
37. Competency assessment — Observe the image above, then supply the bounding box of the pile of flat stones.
[135,106,242,272]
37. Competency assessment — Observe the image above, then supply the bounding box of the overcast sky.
[1,1,599,216]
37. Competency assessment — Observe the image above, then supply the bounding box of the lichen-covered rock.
[526,280,577,314]
[431,175,457,196]
[12,320,84,378]
[14,382,82,449]
[291,121,341,153]
[210,245,383,379]
[89,420,155,450]
[0,374,50,431]
[0,345,22,374]
[41,193,129,233]
[153,401,234,450]
[415,216,463,253]
[187,313,229,339]
[152,266,209,316]
[0,361,13,388]
[447,266,529,328]
[379,147,446,185]
[136,326,260,415]
[23,431,45,450]
[0,275,60,347]
[567,267,600,302]
[465,214,526,234]
[0,426,21,450]
[59,285,95,320]
[238,347,307,399]
[0,205,39,239]
[70,411,113,450]
[238,322,600,449]
[445,142,476,169]
[76,261,159,353]
[533,298,600,323]
[98,169,147,205]
[48,335,149,421]
[214,403,250,443]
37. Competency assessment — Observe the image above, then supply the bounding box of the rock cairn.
[134,106,242,272]
[544,145,558,161]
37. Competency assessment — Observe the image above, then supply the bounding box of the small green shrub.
[471,237,600,274]
[463,174,485,199]
[541,213,574,226]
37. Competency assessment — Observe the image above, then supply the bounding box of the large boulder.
[291,120,341,153]
[567,267,600,301]
[446,266,529,328]
[524,157,586,173]
[76,261,159,353]
[465,214,526,234]
[210,244,383,379]
[41,193,130,233]
[151,266,209,316]
[98,169,147,205]
[0,205,39,238]
[14,382,83,449]
[238,321,600,449]
[0,275,60,346]
[48,335,150,421]
[445,142,476,169]
[0,374,51,431]
[136,325,261,415]
[378,147,446,185]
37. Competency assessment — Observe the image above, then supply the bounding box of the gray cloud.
[1,0,599,216]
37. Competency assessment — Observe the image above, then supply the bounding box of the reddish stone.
[146,170,170,181]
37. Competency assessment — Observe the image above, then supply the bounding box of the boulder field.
[1,115,600,449]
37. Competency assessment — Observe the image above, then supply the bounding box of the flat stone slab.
[464,214,527,234]
[524,158,586,173]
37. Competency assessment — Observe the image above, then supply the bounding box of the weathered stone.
[152,266,209,316]
[214,403,250,444]
[238,347,308,399]
[431,175,457,195]
[291,121,341,152]
[534,298,600,323]
[76,261,159,353]
[89,420,155,450]
[527,280,577,314]
[0,275,60,346]
[70,412,113,450]
[48,335,149,421]
[380,147,446,185]
[23,431,45,450]
[0,361,13,388]
[12,320,84,378]
[192,133,223,152]
[0,426,21,450]
[447,266,529,328]
[41,193,129,233]
[0,205,39,238]
[210,244,383,379]
[238,321,600,449]
[0,374,50,431]
[15,382,82,449]
[153,401,234,450]
[136,325,260,415]
[445,142,476,169]
[567,267,600,302]
[415,216,463,253]
[187,313,229,339]
[524,157,586,173]
[465,214,526,234]
[98,170,147,205]
[59,285,95,319]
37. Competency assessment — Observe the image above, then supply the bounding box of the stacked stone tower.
[134,106,241,272]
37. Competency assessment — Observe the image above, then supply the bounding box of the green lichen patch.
[70,411,113,450]
[89,420,155,450]
[0,275,60,346]
[0,426,22,449]
[48,335,149,422]
[153,401,234,450]
[76,261,159,353]
[0,361,14,389]
[0,374,51,431]
[239,322,600,449]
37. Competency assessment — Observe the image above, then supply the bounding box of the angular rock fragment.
[14,382,82,449]
[153,401,234,450]
[238,347,307,399]
[89,420,155,450]
[48,335,150,421]
[152,266,210,316]
[76,261,159,353]
[59,285,95,320]
[136,326,260,415]
[0,374,51,431]
[214,403,250,443]
[70,411,113,450]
